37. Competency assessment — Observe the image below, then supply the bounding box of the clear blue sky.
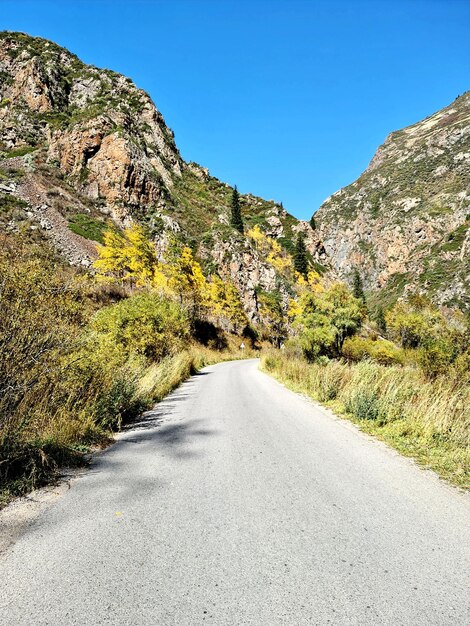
[2,1,469,219]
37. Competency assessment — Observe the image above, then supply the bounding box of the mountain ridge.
[314,90,470,309]
[1,31,468,313]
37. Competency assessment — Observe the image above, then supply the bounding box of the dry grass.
[137,344,254,405]
[0,343,252,508]
[261,351,470,489]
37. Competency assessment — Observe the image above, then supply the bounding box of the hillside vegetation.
[315,91,470,309]
[0,227,259,506]
[261,284,469,487]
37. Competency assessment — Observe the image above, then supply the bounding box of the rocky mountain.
[314,92,470,309]
[2,31,468,318]
[0,31,326,321]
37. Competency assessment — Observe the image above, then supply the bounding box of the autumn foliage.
[94,224,247,332]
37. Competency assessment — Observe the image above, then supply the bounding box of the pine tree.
[309,214,316,230]
[376,305,387,335]
[230,185,244,233]
[294,233,308,277]
[352,268,366,303]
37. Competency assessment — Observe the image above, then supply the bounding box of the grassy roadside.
[0,344,254,509]
[260,351,469,490]
[0,229,259,509]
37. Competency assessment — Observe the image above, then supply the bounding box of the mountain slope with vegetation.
[314,91,470,309]
[0,31,327,326]
[0,31,468,498]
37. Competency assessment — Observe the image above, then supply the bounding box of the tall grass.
[0,233,254,507]
[261,351,469,488]
[0,343,248,507]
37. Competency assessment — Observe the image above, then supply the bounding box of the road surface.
[0,359,469,625]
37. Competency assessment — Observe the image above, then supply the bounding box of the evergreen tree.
[309,214,316,230]
[352,268,366,303]
[294,233,308,277]
[376,305,387,335]
[230,185,243,233]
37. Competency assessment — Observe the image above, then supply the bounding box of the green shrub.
[342,336,404,365]
[2,145,37,158]
[92,292,190,362]
[416,338,456,380]
[386,298,463,349]
[263,354,277,372]
[92,373,142,429]
[0,193,29,226]
[452,349,470,385]
[317,378,339,402]
[345,390,380,420]
[342,336,373,362]
[68,213,107,243]
[371,340,405,366]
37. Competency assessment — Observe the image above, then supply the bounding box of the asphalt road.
[1,359,469,625]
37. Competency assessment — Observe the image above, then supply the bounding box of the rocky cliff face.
[0,31,326,323]
[5,32,464,316]
[0,32,182,224]
[315,92,470,309]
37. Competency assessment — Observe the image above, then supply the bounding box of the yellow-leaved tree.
[246,224,265,251]
[257,289,286,347]
[288,269,324,322]
[94,225,158,286]
[208,275,247,332]
[267,239,294,275]
[166,245,209,313]
[94,226,248,332]
[247,225,294,280]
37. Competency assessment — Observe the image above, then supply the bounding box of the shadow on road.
[14,365,232,540]
[101,369,219,458]
[36,371,222,528]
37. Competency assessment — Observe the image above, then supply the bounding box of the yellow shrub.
[342,336,405,365]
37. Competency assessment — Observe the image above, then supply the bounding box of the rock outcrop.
[0,32,182,225]
[314,92,470,308]
[0,31,328,324]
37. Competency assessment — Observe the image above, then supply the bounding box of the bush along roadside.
[2,218,467,502]
[0,232,257,508]
[260,351,469,489]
